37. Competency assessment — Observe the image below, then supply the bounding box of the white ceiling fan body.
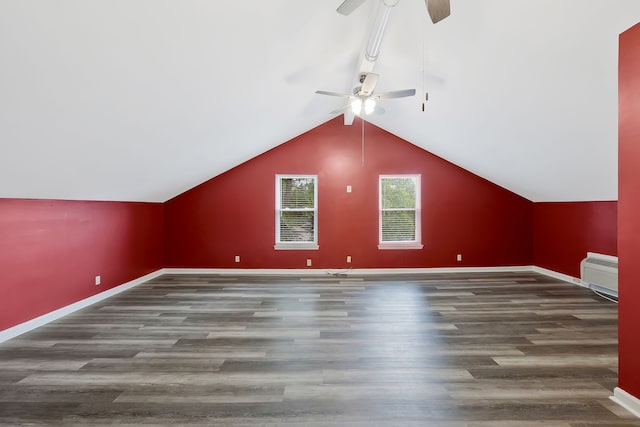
[316,73,416,116]
[316,0,447,121]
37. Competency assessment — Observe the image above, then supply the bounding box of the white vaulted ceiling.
[1,1,639,202]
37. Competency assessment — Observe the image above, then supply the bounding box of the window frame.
[378,174,423,250]
[274,174,319,250]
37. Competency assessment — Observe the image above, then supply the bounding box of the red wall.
[0,199,164,330]
[165,117,533,269]
[618,22,640,400]
[533,201,617,278]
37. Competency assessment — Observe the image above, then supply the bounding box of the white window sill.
[274,243,319,250]
[378,242,424,250]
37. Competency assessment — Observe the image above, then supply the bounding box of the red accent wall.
[0,199,164,331]
[533,201,617,278]
[619,22,640,400]
[165,117,533,269]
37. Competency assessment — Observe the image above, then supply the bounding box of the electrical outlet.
[235,255,240,263]
[95,275,101,286]
[306,259,312,267]
[346,185,352,193]
[346,255,352,263]
[456,254,462,262]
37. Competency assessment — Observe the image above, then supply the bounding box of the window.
[379,175,423,249]
[275,175,318,250]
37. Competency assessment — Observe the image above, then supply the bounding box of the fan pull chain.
[422,8,426,112]
[361,117,365,167]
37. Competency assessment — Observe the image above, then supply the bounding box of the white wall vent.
[580,252,618,297]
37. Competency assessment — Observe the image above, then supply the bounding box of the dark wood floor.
[0,272,637,426]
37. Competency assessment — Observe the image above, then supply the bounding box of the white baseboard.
[531,265,585,287]
[164,268,335,276]
[163,266,534,276]
[611,387,640,418]
[0,269,164,344]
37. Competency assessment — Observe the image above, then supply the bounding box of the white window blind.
[275,175,318,250]
[379,175,423,249]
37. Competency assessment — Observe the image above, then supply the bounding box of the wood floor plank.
[0,272,635,426]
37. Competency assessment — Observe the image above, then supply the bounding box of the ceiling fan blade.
[330,104,352,115]
[425,0,450,23]
[315,90,351,98]
[337,0,368,15]
[360,73,379,97]
[373,89,416,100]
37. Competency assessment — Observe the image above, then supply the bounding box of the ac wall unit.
[580,252,618,297]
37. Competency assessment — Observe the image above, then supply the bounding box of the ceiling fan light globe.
[364,98,376,115]
[351,99,363,115]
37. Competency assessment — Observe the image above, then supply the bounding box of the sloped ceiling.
[1,1,639,203]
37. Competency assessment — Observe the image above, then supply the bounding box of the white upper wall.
[1,0,639,202]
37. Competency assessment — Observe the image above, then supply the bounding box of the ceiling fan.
[337,0,450,24]
[316,72,416,116]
